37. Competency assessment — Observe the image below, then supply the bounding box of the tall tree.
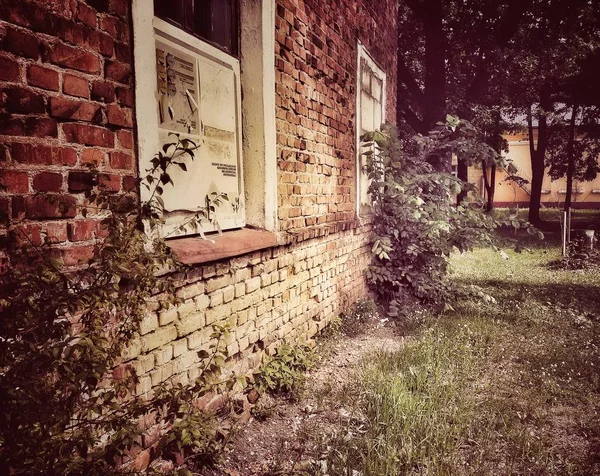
[395,0,531,173]
[546,104,600,211]
[499,0,600,223]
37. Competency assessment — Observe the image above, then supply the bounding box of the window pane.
[154,0,238,55]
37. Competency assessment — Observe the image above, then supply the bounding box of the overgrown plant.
[0,137,235,474]
[365,118,542,315]
[253,343,316,397]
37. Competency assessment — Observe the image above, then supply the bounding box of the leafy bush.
[365,118,542,315]
[0,137,234,474]
[253,343,315,396]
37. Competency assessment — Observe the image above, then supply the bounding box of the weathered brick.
[1,87,45,114]
[0,56,20,81]
[24,117,58,137]
[194,293,210,311]
[63,74,89,98]
[67,219,96,241]
[234,282,246,298]
[13,224,43,246]
[27,65,59,91]
[172,339,187,358]
[25,194,76,219]
[61,245,94,266]
[159,307,178,326]
[114,42,131,63]
[68,171,95,192]
[11,143,77,166]
[45,222,68,243]
[0,170,29,193]
[98,173,120,191]
[109,151,132,170]
[205,303,232,325]
[33,171,63,192]
[246,276,261,293]
[75,2,97,28]
[91,80,115,102]
[205,274,233,293]
[223,285,235,303]
[81,148,105,165]
[115,87,133,107]
[209,290,224,308]
[63,123,114,147]
[106,104,132,127]
[3,27,39,59]
[136,353,155,374]
[153,345,173,366]
[49,97,103,122]
[105,60,130,84]
[122,175,136,191]
[176,282,204,300]
[187,328,212,350]
[139,314,159,335]
[141,325,177,353]
[98,32,114,57]
[135,375,152,396]
[44,42,100,73]
[108,0,129,17]
[117,129,133,149]
[99,15,117,36]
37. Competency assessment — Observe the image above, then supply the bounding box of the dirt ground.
[209,318,403,476]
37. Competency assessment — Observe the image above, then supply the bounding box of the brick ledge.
[167,228,280,265]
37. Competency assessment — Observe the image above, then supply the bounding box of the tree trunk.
[564,103,578,212]
[483,110,501,212]
[422,0,446,131]
[456,159,469,203]
[527,90,551,224]
[483,163,497,212]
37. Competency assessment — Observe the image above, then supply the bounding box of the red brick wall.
[0,0,135,265]
[275,0,398,237]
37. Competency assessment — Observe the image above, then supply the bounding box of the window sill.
[167,228,280,265]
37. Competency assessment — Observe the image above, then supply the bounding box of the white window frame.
[132,0,278,236]
[356,42,387,216]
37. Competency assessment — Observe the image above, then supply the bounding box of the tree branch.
[399,106,427,134]
[466,0,533,103]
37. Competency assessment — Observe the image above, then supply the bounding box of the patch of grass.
[319,241,600,475]
[320,315,495,475]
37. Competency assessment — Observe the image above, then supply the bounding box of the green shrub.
[364,118,542,315]
[253,343,316,396]
[0,137,234,474]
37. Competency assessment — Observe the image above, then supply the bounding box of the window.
[133,0,278,237]
[154,0,239,56]
[356,44,386,214]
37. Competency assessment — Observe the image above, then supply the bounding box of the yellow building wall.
[467,132,600,208]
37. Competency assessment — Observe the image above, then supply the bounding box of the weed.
[254,343,316,397]
[339,298,379,337]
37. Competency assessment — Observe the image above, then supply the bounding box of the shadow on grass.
[457,279,600,317]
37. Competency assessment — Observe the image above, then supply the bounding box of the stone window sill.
[167,228,280,265]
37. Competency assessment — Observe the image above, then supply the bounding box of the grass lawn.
[323,235,600,475]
